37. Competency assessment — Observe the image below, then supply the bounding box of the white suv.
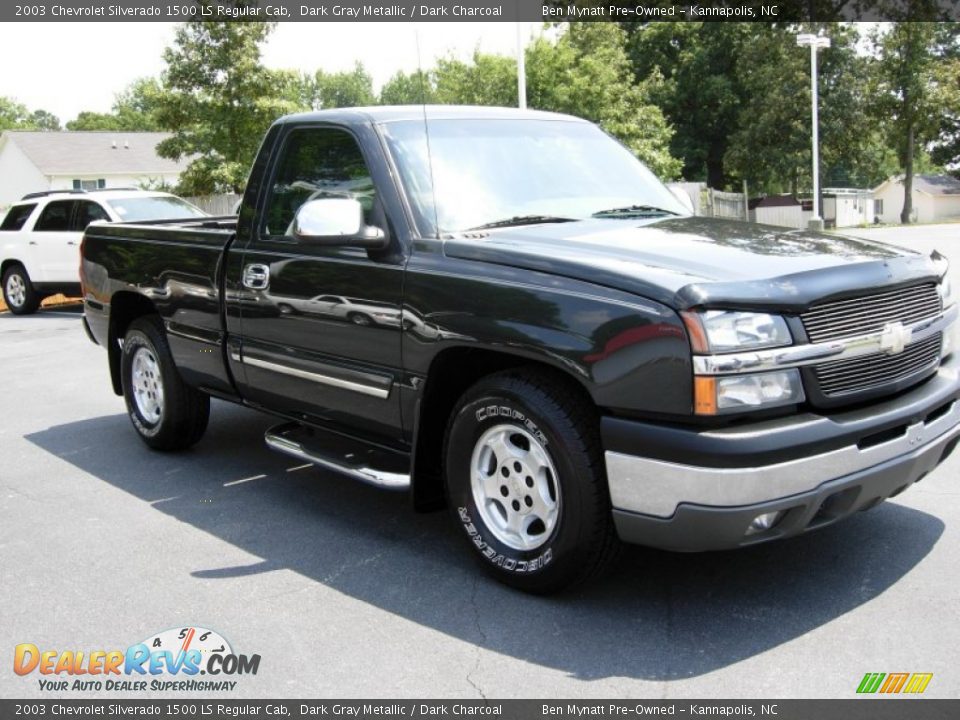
[1,189,206,314]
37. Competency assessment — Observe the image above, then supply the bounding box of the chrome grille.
[801,284,941,343]
[813,333,942,397]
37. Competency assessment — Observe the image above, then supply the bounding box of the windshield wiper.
[466,215,577,231]
[591,204,678,219]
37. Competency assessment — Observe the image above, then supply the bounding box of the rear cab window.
[0,203,38,231]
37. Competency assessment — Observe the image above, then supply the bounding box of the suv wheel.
[3,264,40,315]
[444,370,620,593]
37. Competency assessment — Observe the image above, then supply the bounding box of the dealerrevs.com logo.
[14,626,261,692]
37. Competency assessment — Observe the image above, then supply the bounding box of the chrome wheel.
[5,273,26,308]
[470,423,561,551]
[131,346,164,425]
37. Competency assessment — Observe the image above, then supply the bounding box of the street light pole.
[517,22,527,110]
[797,33,830,231]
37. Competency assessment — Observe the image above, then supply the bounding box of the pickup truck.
[81,106,960,593]
[1,189,206,314]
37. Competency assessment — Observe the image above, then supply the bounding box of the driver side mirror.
[291,198,388,250]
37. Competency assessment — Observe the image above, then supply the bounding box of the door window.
[74,201,110,230]
[262,127,376,238]
[34,201,75,231]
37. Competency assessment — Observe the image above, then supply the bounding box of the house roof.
[913,174,960,196]
[874,173,960,196]
[1,131,188,175]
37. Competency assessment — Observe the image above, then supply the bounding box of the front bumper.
[604,358,960,551]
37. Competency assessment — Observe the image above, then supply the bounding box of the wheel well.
[1,259,24,279]
[107,292,159,395]
[411,347,593,512]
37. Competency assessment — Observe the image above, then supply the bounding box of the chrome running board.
[264,422,410,491]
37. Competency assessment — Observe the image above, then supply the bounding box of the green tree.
[1,97,60,131]
[153,16,300,194]
[526,23,679,177]
[872,22,952,223]
[68,78,162,131]
[624,22,753,188]
[304,62,376,109]
[404,24,679,178]
[379,70,435,105]
[722,24,894,199]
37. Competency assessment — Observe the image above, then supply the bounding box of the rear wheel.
[444,370,619,593]
[3,264,40,315]
[121,316,210,451]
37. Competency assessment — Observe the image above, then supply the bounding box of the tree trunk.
[901,124,915,224]
[706,158,725,190]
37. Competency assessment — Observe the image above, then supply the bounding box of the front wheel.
[444,370,619,593]
[121,316,210,451]
[3,264,40,315]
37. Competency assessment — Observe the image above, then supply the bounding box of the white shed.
[822,188,874,228]
[0,131,188,209]
[872,174,960,225]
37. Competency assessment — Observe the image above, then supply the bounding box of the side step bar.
[264,422,411,491]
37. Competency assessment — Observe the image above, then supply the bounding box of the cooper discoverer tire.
[3,264,40,315]
[121,316,210,451]
[444,369,620,593]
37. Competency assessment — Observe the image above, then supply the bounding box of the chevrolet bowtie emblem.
[879,321,912,355]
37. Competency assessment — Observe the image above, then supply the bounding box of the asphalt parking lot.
[1,223,959,699]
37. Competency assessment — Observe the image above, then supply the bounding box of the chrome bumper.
[606,391,960,519]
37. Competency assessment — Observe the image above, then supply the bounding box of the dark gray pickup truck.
[81,106,960,593]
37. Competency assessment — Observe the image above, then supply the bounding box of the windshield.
[381,118,688,236]
[105,196,207,222]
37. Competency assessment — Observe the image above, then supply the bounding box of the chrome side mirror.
[291,198,387,249]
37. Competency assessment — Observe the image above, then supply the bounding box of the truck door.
[229,123,406,444]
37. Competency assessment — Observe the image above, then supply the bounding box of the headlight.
[939,276,954,308]
[694,369,805,415]
[685,310,792,353]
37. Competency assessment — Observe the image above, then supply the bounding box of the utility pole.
[797,32,830,231]
[517,22,527,110]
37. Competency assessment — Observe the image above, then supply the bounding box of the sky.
[0,22,537,124]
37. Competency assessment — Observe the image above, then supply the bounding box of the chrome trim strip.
[606,398,960,518]
[230,351,390,399]
[693,305,958,375]
[265,433,410,490]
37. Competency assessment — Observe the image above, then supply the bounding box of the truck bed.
[81,216,239,397]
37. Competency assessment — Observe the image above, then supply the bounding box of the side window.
[74,201,110,230]
[34,201,75,232]
[0,203,37,231]
[262,127,376,238]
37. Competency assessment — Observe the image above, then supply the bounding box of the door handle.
[242,264,270,290]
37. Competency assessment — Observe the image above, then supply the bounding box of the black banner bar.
[3,1,959,23]
[1,700,959,720]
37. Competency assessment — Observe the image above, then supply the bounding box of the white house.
[872,174,960,225]
[0,131,188,209]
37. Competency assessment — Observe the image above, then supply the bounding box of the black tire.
[444,369,620,594]
[2,264,40,315]
[348,312,372,326]
[121,316,210,451]
[278,303,295,315]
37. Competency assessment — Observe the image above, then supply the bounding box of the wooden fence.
[185,194,242,216]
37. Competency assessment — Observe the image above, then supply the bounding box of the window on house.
[875,199,884,216]
[72,179,107,191]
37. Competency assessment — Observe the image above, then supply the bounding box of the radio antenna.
[415,28,442,239]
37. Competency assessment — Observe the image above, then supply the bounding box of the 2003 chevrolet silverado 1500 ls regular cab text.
[81,107,960,593]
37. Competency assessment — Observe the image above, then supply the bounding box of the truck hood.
[443,216,947,311]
